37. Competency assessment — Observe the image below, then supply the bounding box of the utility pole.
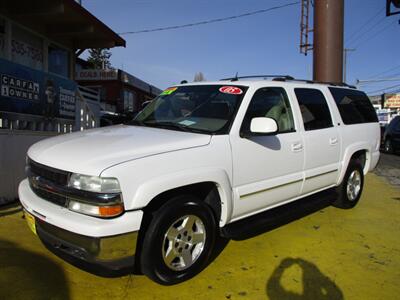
[313,0,344,83]
[343,48,355,83]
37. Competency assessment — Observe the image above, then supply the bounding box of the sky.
[81,0,400,95]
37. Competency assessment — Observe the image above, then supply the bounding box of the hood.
[28,125,211,175]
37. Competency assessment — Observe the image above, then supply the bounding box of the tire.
[384,138,393,154]
[140,195,217,285]
[332,161,364,209]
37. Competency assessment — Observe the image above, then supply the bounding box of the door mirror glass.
[250,117,278,134]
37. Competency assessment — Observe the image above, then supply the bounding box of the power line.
[366,83,400,94]
[346,15,387,47]
[118,1,300,35]
[368,64,400,79]
[345,6,385,44]
[351,19,397,49]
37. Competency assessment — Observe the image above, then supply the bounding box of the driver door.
[230,87,304,220]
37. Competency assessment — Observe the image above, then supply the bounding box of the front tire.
[140,195,217,285]
[333,161,364,209]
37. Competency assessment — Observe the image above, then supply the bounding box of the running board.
[220,188,337,240]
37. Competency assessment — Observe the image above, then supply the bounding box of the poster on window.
[0,58,77,119]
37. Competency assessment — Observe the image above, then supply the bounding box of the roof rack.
[219,74,356,89]
[220,75,294,81]
[278,78,356,89]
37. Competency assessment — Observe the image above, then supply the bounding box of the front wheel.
[140,195,217,285]
[332,161,364,209]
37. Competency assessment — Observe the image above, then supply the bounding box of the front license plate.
[24,210,37,235]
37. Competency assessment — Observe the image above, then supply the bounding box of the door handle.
[329,137,338,145]
[291,142,303,152]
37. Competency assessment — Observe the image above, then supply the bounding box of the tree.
[87,48,112,69]
[194,72,206,82]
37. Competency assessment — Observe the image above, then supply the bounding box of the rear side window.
[294,88,333,131]
[329,88,378,124]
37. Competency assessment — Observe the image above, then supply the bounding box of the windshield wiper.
[147,121,211,134]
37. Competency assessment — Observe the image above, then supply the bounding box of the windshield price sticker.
[219,86,243,95]
[161,87,177,95]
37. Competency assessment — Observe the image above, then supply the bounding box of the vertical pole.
[343,49,347,83]
[313,0,344,83]
[343,48,355,83]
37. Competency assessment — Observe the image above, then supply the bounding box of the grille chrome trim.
[27,158,121,207]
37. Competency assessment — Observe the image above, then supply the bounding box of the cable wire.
[368,64,400,79]
[366,83,400,95]
[347,15,387,47]
[118,1,300,35]
[345,6,385,45]
[351,19,397,49]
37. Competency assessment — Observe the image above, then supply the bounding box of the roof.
[0,0,125,49]
[174,76,357,90]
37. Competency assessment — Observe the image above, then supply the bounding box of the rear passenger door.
[294,88,341,194]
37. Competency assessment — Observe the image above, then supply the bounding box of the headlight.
[68,173,124,218]
[69,173,121,193]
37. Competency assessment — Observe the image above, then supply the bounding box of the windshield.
[132,85,248,134]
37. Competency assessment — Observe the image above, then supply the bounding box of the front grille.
[33,187,67,206]
[28,159,70,207]
[29,160,69,186]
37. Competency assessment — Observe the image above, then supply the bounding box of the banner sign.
[384,93,400,108]
[75,69,118,81]
[0,58,77,119]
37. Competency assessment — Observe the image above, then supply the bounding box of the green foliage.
[87,48,112,69]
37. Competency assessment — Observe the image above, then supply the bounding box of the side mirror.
[250,117,278,135]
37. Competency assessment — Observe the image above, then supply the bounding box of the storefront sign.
[0,58,77,119]
[59,87,76,117]
[1,74,40,100]
[384,93,400,108]
[75,69,118,81]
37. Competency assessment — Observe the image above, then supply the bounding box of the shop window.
[123,90,137,112]
[48,45,69,78]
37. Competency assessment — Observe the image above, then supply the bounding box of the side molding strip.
[240,179,303,198]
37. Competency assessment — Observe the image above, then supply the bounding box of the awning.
[0,0,126,49]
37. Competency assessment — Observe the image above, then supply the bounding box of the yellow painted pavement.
[0,174,399,300]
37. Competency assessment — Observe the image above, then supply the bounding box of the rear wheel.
[333,161,364,209]
[140,195,217,285]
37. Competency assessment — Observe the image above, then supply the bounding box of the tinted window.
[294,88,333,131]
[329,88,378,124]
[241,87,295,133]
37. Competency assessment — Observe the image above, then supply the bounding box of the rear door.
[293,88,341,194]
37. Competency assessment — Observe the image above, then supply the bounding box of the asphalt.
[373,152,400,188]
[0,173,399,300]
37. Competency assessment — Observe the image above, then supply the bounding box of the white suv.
[19,76,380,284]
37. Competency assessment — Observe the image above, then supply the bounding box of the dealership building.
[75,64,161,114]
[0,0,160,202]
[0,0,126,131]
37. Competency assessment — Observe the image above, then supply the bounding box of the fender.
[338,142,372,185]
[131,167,233,226]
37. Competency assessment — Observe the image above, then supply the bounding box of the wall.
[0,130,57,201]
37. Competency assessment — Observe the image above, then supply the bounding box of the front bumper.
[19,179,143,276]
[34,215,138,276]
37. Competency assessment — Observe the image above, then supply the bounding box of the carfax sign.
[0,58,77,119]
